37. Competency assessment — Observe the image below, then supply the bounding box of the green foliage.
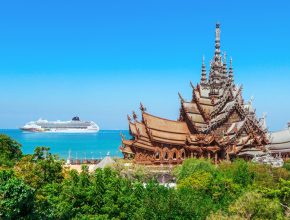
[0,134,22,167]
[178,170,213,189]
[220,159,254,186]
[0,136,289,219]
[0,170,35,219]
[232,159,254,186]
[206,210,243,220]
[14,146,64,189]
[208,187,288,220]
[33,167,144,219]
[248,162,290,189]
[209,174,242,209]
[113,160,156,182]
[259,178,290,208]
[173,158,216,182]
[177,168,242,216]
[283,160,290,171]
[229,191,284,220]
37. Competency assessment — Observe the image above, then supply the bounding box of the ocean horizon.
[0,129,130,159]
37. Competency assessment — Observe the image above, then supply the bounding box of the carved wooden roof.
[143,112,189,134]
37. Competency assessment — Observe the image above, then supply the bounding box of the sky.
[0,0,290,131]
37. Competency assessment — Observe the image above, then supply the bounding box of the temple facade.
[120,24,270,165]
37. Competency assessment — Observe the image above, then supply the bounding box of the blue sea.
[0,129,130,159]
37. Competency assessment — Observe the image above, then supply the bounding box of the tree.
[228,191,284,220]
[220,159,254,187]
[0,134,22,167]
[173,158,216,182]
[0,170,35,219]
[14,147,64,189]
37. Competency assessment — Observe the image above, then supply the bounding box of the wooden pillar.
[214,152,218,165]
[191,152,193,158]
[207,152,210,160]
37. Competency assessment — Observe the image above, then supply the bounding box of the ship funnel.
[72,116,80,121]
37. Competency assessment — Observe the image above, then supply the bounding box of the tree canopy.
[0,134,22,167]
[0,135,289,219]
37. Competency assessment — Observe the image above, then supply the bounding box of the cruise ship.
[20,116,99,133]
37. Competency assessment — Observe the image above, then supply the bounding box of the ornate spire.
[132,111,137,121]
[214,23,221,61]
[127,114,131,122]
[201,56,207,84]
[260,112,268,132]
[178,92,185,103]
[222,52,227,81]
[190,81,195,90]
[208,23,223,96]
[140,102,147,112]
[229,57,234,83]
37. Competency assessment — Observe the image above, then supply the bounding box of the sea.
[0,129,130,159]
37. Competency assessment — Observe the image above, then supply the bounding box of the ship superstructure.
[21,116,99,133]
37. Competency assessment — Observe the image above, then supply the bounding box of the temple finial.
[250,95,254,104]
[223,52,227,63]
[222,52,227,81]
[140,102,146,112]
[262,112,267,118]
[201,56,207,84]
[132,111,137,121]
[190,81,195,89]
[229,57,234,83]
[178,92,184,103]
[260,112,268,132]
[127,114,131,122]
[215,23,221,60]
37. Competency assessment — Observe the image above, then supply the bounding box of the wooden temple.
[120,24,269,165]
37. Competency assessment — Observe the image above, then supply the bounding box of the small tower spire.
[127,114,131,122]
[132,111,137,121]
[214,23,221,61]
[201,55,207,84]
[140,102,147,112]
[229,57,234,83]
[178,92,185,103]
[222,52,227,81]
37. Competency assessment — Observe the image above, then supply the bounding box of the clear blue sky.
[0,0,289,131]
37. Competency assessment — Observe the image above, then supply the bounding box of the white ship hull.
[44,128,99,133]
[20,116,100,133]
